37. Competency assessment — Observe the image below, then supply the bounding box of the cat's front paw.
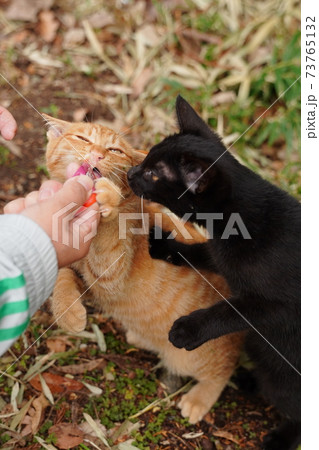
[54,300,87,333]
[95,178,121,218]
[169,310,209,351]
[149,226,180,264]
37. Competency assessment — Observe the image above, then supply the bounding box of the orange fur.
[45,115,243,424]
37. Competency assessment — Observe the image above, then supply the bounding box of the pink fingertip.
[66,162,80,179]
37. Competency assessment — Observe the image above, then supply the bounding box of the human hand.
[0,106,17,140]
[4,175,100,267]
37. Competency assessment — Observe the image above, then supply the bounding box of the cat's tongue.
[73,162,102,180]
[72,162,102,207]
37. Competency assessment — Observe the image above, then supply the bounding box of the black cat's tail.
[262,420,300,450]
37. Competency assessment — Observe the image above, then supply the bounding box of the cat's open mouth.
[74,162,102,180]
[92,167,102,179]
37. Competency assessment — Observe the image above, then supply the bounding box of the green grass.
[158,24,301,200]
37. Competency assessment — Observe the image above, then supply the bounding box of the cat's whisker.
[110,170,123,183]
[100,176,125,199]
[113,162,132,169]
[140,195,147,234]
[113,167,127,174]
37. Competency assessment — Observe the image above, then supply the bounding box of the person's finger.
[4,197,26,214]
[38,179,63,200]
[72,203,100,258]
[55,176,93,211]
[66,162,80,179]
[0,106,17,140]
[24,191,40,208]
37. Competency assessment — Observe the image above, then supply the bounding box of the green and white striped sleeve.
[0,214,58,355]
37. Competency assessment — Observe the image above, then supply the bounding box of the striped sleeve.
[0,214,58,355]
[0,265,29,353]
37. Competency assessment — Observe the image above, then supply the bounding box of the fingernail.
[39,188,55,200]
[76,175,94,191]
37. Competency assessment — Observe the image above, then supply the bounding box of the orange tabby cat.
[44,115,243,424]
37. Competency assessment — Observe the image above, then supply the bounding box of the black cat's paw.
[149,226,177,264]
[169,310,209,351]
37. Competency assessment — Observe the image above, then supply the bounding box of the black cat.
[127,96,301,450]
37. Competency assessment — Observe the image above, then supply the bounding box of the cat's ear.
[132,149,148,165]
[175,95,216,140]
[42,114,71,140]
[180,154,219,194]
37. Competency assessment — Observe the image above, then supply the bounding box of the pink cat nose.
[89,150,104,166]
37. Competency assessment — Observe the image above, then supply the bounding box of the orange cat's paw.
[178,381,219,424]
[53,300,87,333]
[95,178,121,218]
[178,394,208,424]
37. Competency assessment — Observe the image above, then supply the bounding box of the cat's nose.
[89,150,104,166]
[127,166,139,181]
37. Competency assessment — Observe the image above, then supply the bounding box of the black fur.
[127,96,301,449]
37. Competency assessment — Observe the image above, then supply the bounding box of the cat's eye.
[109,148,124,156]
[75,135,91,143]
[143,170,153,181]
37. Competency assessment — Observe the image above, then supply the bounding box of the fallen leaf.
[82,382,103,396]
[29,373,84,393]
[37,10,59,43]
[49,423,84,449]
[182,431,204,439]
[212,430,240,445]
[46,337,67,353]
[4,0,54,22]
[21,394,48,435]
[79,418,107,438]
[83,412,111,448]
[63,28,86,49]
[57,358,105,375]
[132,67,153,98]
[87,11,114,28]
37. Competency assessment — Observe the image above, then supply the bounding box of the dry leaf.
[5,0,54,22]
[31,394,49,433]
[83,412,111,448]
[46,337,68,353]
[87,11,114,29]
[57,358,105,375]
[212,430,240,445]
[21,394,48,435]
[29,372,84,393]
[79,418,107,438]
[132,67,153,98]
[37,10,59,43]
[49,423,84,449]
[63,28,86,49]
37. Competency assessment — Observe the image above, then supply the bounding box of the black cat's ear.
[176,95,215,140]
[180,154,217,194]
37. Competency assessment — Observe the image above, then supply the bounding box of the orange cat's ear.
[42,114,71,140]
[133,149,148,164]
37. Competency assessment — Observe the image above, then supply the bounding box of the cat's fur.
[44,114,243,424]
[127,96,301,449]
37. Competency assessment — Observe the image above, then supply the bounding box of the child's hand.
[0,106,17,140]
[4,175,100,267]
